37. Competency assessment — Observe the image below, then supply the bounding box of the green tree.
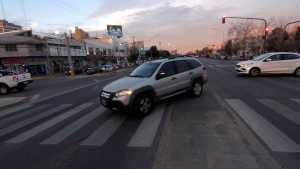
[146,46,160,58]
[266,27,289,52]
[294,27,300,52]
[224,40,233,56]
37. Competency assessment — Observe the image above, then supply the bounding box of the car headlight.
[115,89,133,97]
[241,63,253,67]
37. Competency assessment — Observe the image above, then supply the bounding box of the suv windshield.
[129,62,161,78]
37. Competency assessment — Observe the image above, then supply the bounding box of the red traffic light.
[222,16,226,24]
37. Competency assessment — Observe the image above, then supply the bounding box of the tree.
[159,50,171,58]
[146,46,159,59]
[266,27,289,52]
[224,40,233,56]
[294,27,300,52]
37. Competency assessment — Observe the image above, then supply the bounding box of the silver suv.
[100,57,208,115]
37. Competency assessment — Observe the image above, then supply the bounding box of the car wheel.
[295,67,300,77]
[191,80,203,97]
[17,85,25,92]
[249,68,260,77]
[133,94,153,116]
[0,84,9,95]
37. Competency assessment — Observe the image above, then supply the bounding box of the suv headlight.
[115,89,133,97]
[241,63,254,67]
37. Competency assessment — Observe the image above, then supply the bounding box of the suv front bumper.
[100,91,131,111]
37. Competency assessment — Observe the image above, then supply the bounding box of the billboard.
[107,25,123,38]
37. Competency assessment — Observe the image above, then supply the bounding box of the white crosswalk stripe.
[258,99,300,125]
[6,103,93,143]
[226,99,300,153]
[0,104,51,128]
[41,107,105,145]
[128,106,165,147]
[291,98,300,105]
[0,104,32,119]
[80,114,126,146]
[0,104,72,138]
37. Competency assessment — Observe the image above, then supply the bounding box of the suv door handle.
[171,77,177,80]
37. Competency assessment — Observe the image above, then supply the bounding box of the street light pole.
[64,32,75,77]
[222,16,268,53]
[284,21,300,31]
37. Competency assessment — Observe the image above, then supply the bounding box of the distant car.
[235,52,300,77]
[100,57,208,115]
[101,65,113,72]
[0,70,33,95]
[86,67,98,75]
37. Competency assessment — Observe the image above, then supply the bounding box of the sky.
[1,0,300,52]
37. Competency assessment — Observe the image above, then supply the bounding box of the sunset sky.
[2,0,300,52]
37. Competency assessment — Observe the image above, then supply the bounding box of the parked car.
[64,66,83,76]
[235,52,300,77]
[86,67,98,75]
[0,70,33,95]
[101,65,114,72]
[100,57,208,116]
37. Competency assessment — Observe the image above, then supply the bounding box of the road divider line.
[291,99,300,105]
[0,97,26,108]
[6,103,93,143]
[0,104,51,128]
[259,99,300,125]
[41,107,105,145]
[226,99,300,153]
[0,104,32,119]
[80,114,126,146]
[0,104,72,138]
[128,106,165,147]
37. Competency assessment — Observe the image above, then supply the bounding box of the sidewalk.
[153,89,281,169]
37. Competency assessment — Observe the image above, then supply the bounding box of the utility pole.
[64,33,75,77]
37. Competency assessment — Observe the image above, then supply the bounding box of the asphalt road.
[0,59,299,169]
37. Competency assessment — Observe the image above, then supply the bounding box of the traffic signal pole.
[222,16,268,53]
[284,21,300,31]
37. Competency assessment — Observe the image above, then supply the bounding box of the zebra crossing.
[226,98,300,153]
[0,102,166,148]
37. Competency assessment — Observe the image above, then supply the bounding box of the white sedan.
[235,52,300,77]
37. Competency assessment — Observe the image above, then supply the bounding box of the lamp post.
[222,16,268,53]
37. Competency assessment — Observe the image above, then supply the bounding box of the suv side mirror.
[156,72,167,80]
[264,58,272,62]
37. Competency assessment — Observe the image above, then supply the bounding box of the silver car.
[100,57,208,115]
[236,52,300,77]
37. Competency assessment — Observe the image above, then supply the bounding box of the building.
[0,20,22,33]
[0,35,47,75]
[84,38,113,66]
[46,38,87,73]
[73,26,89,41]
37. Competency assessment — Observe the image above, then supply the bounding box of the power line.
[0,0,6,19]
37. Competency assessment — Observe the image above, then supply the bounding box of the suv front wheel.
[133,94,153,116]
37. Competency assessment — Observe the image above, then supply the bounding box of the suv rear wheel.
[0,84,9,95]
[191,80,203,97]
[133,94,153,116]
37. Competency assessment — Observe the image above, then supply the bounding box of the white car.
[235,52,300,77]
[0,70,33,94]
[101,65,113,72]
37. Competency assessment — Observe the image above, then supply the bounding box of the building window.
[96,48,100,55]
[5,44,18,52]
[88,48,94,55]
[36,44,44,51]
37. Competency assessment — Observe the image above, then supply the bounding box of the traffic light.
[222,16,226,24]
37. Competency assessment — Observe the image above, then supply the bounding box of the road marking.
[291,99,300,105]
[226,99,300,153]
[41,107,105,145]
[0,104,72,138]
[0,104,50,128]
[6,103,93,143]
[80,115,126,146]
[0,104,32,119]
[259,99,300,125]
[31,76,120,104]
[30,94,40,103]
[128,106,165,147]
[0,97,26,108]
